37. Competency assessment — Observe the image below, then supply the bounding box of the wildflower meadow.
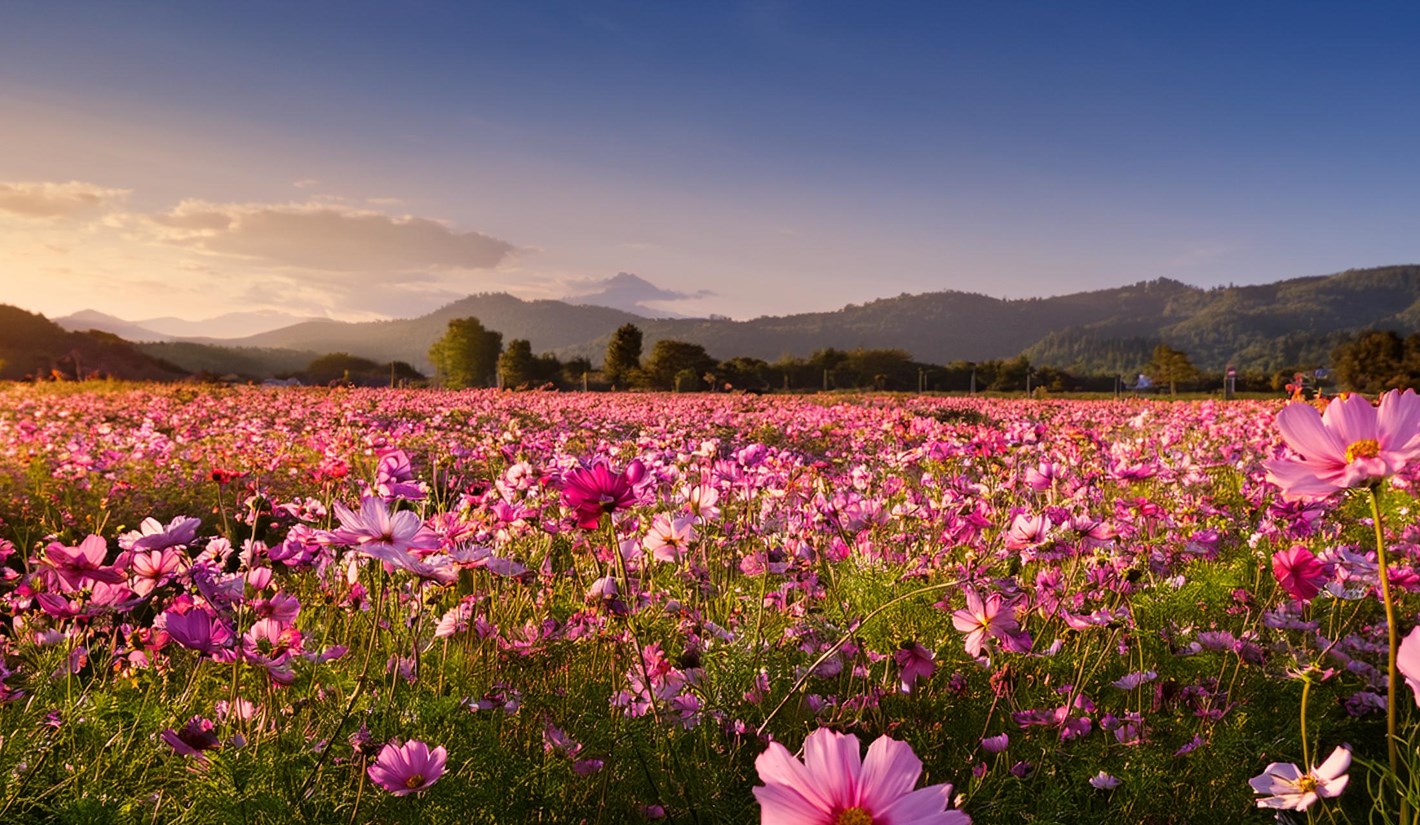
[3,382,1420,824]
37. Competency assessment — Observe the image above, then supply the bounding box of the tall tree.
[1332,329,1414,393]
[1148,344,1198,397]
[604,324,643,388]
[640,339,716,391]
[428,317,503,389]
[497,338,535,388]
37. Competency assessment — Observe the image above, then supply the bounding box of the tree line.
[426,318,1243,394]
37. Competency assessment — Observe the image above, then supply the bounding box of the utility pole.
[969,367,976,395]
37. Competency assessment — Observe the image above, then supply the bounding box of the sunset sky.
[2,1,1418,324]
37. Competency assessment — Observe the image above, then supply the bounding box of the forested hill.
[48,264,1420,375]
[215,278,1199,370]
[0,305,187,381]
[1024,265,1420,373]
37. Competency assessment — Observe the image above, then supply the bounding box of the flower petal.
[1276,402,1344,462]
[858,735,924,812]
[803,728,862,809]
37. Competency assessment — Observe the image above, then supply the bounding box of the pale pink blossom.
[754,728,969,824]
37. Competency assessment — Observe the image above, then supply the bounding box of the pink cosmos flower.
[754,728,969,824]
[560,460,644,529]
[120,516,202,552]
[1272,545,1330,602]
[331,497,441,567]
[1249,745,1350,811]
[373,448,425,501]
[367,739,447,796]
[1398,626,1420,705]
[644,513,697,562]
[1264,390,1420,501]
[952,589,1031,658]
[1003,513,1052,552]
[43,535,126,591]
[894,642,936,693]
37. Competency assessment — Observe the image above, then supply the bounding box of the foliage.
[1331,329,1420,393]
[428,317,503,389]
[604,323,643,388]
[1147,344,1200,396]
[637,339,715,390]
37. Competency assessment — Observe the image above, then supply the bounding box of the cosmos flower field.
[0,383,1414,823]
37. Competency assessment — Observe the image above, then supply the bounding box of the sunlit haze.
[2,2,1418,324]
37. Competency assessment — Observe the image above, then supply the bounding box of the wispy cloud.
[0,179,525,320]
[137,199,517,275]
[0,181,130,219]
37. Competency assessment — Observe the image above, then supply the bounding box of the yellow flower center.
[405,773,424,789]
[834,807,874,825]
[1345,439,1381,463]
[1295,774,1319,794]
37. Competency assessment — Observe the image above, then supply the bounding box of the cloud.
[0,180,130,219]
[2,180,526,321]
[140,199,517,274]
[563,272,713,317]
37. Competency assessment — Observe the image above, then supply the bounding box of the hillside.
[214,269,1409,374]
[0,305,188,381]
[1024,265,1420,373]
[34,264,1420,377]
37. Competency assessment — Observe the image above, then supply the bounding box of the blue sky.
[1,1,1418,323]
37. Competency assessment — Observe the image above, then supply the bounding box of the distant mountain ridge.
[57,308,320,341]
[39,265,1420,377]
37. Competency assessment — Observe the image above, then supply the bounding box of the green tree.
[304,352,381,385]
[990,355,1031,392]
[1148,344,1199,396]
[640,340,716,391]
[604,324,643,388]
[498,339,535,388]
[428,317,503,389]
[718,356,771,390]
[1331,329,1420,393]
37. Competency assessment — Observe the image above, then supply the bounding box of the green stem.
[1300,675,1311,771]
[1369,487,1405,819]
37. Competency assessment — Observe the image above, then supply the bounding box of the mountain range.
[36,264,1420,379]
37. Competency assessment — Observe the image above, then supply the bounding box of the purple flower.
[162,608,233,655]
[1089,772,1120,790]
[162,716,220,762]
[367,739,447,796]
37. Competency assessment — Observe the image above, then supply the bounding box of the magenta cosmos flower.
[560,460,645,529]
[1272,545,1330,602]
[1264,390,1420,501]
[1249,746,1350,811]
[754,728,970,825]
[367,739,447,796]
